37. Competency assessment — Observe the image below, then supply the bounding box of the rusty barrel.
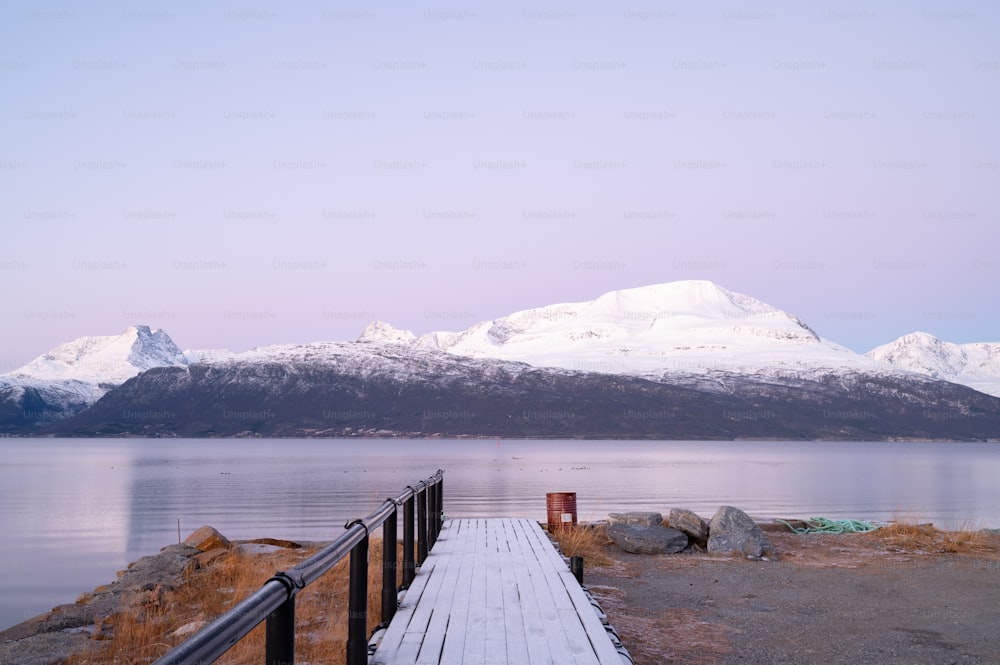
[546,491,577,531]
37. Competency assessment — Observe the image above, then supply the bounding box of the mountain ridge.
[867,332,1000,397]
[45,349,1000,441]
[4,281,999,437]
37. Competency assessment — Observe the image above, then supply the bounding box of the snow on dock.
[370,518,626,665]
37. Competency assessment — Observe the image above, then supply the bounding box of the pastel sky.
[2,1,998,369]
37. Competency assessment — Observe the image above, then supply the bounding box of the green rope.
[778,517,885,534]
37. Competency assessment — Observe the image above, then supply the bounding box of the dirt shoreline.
[587,530,1000,665]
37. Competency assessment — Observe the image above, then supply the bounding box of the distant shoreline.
[4,433,999,443]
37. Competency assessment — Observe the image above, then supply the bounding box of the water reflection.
[0,442,138,630]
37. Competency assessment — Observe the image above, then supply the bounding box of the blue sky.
[2,1,998,367]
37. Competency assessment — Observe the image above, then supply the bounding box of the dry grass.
[68,538,404,665]
[862,521,996,555]
[548,524,615,568]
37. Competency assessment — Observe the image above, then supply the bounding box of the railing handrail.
[152,469,444,665]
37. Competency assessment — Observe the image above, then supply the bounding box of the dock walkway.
[370,517,626,665]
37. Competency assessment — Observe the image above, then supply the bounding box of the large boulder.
[183,525,230,552]
[607,524,688,554]
[707,506,775,558]
[607,512,663,527]
[668,508,709,546]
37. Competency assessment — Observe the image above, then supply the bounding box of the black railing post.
[427,482,437,549]
[381,503,398,625]
[346,530,369,665]
[402,493,415,588]
[417,483,428,565]
[436,474,444,538]
[571,556,584,584]
[265,596,295,665]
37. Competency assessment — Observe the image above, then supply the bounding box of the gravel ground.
[586,532,1000,665]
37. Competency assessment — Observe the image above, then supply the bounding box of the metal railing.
[152,469,444,665]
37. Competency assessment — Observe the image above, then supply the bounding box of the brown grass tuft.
[549,524,615,568]
[67,538,404,665]
[863,521,995,555]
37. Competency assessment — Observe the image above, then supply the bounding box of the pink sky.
[2,2,997,367]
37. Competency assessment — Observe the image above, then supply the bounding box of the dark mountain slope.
[46,353,1000,440]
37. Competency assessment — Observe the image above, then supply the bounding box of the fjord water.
[1,438,998,630]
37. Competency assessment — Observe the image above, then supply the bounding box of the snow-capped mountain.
[10,325,187,384]
[364,281,884,380]
[867,332,1000,397]
[0,325,188,428]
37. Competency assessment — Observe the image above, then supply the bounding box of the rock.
[236,543,287,555]
[184,525,231,552]
[117,544,200,592]
[172,620,207,638]
[0,631,91,665]
[608,512,663,527]
[245,537,302,549]
[707,506,775,558]
[607,524,688,554]
[194,547,231,567]
[668,508,709,545]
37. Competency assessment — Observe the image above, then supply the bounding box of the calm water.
[1,438,998,630]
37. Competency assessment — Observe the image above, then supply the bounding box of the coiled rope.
[779,517,884,534]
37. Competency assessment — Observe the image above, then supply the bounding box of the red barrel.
[546,492,577,531]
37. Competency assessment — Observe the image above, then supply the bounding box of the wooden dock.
[370,518,627,665]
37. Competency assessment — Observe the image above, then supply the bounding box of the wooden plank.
[525,520,624,665]
[516,518,617,665]
[497,520,530,664]
[374,554,441,659]
[521,518,616,664]
[461,522,490,664]
[438,518,483,664]
[374,520,460,664]
[483,527,507,665]
[436,538,475,662]
[554,566,625,664]
[413,545,466,664]
[514,519,585,665]
[509,529,558,665]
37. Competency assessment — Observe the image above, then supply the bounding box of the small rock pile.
[606,506,776,559]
